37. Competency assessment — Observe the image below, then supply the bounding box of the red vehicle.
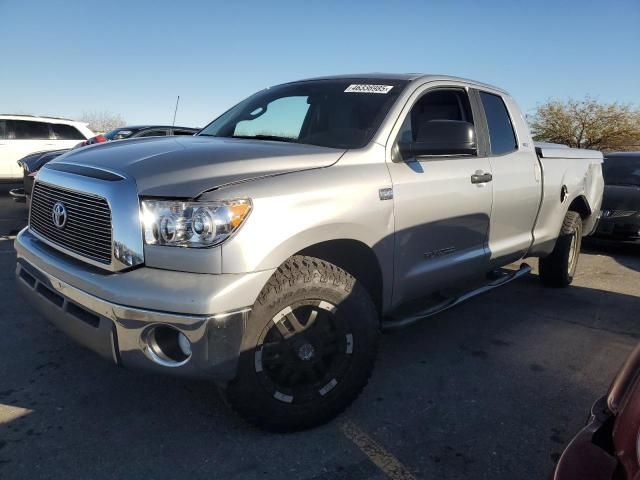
[553,343,640,479]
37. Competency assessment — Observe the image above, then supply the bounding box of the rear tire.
[539,211,583,287]
[224,255,379,432]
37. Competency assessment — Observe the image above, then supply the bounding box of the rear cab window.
[479,91,518,155]
[136,129,169,137]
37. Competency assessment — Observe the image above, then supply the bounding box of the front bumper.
[595,217,640,240]
[15,228,275,381]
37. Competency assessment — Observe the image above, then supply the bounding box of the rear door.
[474,90,541,266]
[386,85,493,307]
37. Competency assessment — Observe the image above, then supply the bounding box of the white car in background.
[0,114,94,181]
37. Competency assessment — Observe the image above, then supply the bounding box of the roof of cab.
[291,73,510,95]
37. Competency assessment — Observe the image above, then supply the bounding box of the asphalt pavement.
[1,183,639,479]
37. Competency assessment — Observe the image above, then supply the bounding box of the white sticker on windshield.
[344,84,394,94]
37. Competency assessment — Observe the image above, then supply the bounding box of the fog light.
[145,326,192,367]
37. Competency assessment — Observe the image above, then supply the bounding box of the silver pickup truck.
[14,74,604,431]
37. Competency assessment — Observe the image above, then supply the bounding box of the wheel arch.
[536,195,590,259]
[297,239,385,315]
[567,194,592,219]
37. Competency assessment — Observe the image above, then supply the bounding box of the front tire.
[225,255,379,432]
[539,211,583,287]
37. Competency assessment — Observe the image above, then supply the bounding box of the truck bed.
[529,143,604,256]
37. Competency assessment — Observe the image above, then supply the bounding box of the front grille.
[30,182,113,264]
[604,210,636,219]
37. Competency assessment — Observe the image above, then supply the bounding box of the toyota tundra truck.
[14,74,604,431]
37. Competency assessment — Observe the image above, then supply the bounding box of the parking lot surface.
[1,184,639,480]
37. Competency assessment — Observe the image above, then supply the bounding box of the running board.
[381,263,532,330]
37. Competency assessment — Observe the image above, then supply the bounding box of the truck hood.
[48,136,345,197]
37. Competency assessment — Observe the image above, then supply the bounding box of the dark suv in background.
[11,124,198,205]
[97,125,199,141]
[595,152,640,241]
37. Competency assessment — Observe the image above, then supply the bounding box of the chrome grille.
[30,182,112,264]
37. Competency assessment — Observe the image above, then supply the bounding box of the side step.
[381,263,532,330]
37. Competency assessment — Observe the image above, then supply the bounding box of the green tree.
[530,97,640,151]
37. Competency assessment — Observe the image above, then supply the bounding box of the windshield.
[198,79,408,149]
[603,156,640,186]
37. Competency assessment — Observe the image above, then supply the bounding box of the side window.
[137,129,168,137]
[51,123,85,140]
[479,92,517,155]
[0,120,6,140]
[12,120,51,140]
[172,129,195,136]
[397,89,476,157]
[111,130,134,140]
[234,96,310,139]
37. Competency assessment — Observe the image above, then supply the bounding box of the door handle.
[471,171,493,184]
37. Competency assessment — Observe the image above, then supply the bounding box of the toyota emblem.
[52,202,67,229]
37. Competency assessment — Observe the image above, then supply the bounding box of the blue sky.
[1,0,638,128]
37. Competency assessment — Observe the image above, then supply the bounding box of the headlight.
[141,199,251,248]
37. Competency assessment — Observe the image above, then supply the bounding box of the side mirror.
[398,120,477,159]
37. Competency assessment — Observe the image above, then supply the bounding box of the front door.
[386,86,493,307]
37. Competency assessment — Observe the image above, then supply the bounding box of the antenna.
[172,95,180,126]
